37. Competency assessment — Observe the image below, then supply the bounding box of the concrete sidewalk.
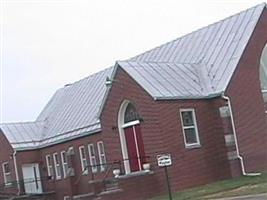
[215,193,267,200]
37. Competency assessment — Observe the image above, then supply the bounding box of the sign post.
[157,154,172,200]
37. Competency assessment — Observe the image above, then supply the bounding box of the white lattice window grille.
[46,155,54,179]
[2,162,12,186]
[53,153,61,179]
[180,109,201,148]
[61,151,68,178]
[97,141,107,172]
[79,146,88,174]
[88,144,98,173]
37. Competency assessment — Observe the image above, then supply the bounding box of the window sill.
[4,183,13,188]
[185,144,201,149]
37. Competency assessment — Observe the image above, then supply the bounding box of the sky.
[0,0,265,123]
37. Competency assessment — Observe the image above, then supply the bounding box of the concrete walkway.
[216,193,267,200]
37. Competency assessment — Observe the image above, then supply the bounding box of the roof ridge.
[119,60,202,65]
[128,3,265,62]
[62,66,114,88]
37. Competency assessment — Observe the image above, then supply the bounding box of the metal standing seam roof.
[0,3,266,150]
[0,67,113,150]
[118,3,266,100]
[117,61,216,99]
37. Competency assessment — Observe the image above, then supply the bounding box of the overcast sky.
[0,0,264,123]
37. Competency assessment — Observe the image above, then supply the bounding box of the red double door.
[124,124,146,172]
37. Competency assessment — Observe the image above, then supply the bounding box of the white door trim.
[122,120,140,128]
[22,163,43,194]
[132,126,142,170]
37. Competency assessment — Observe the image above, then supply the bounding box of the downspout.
[12,150,21,195]
[221,94,261,176]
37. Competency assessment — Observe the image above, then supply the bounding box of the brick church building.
[0,3,267,200]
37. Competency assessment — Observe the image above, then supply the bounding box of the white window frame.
[180,108,201,148]
[64,196,71,200]
[61,151,68,178]
[2,162,12,186]
[45,155,54,179]
[79,146,88,174]
[97,141,107,172]
[53,153,61,179]
[88,144,98,173]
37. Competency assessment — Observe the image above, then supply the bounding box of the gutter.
[13,150,21,195]
[221,95,261,176]
[153,91,224,101]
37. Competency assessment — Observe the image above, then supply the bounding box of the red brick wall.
[16,150,41,194]
[0,130,18,195]
[101,67,231,197]
[226,8,267,172]
[101,66,168,197]
[15,133,108,200]
[100,173,161,200]
[3,9,266,200]
[156,98,231,191]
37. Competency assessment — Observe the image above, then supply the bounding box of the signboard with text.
[157,154,172,167]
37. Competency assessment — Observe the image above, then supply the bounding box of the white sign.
[157,154,172,167]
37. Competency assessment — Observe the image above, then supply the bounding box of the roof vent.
[64,83,72,87]
[105,76,113,87]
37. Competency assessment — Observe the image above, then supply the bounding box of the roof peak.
[128,3,266,62]
[61,66,114,89]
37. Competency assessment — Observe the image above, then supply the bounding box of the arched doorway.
[118,101,146,174]
[260,43,267,103]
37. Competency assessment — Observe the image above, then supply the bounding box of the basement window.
[53,153,62,179]
[97,141,107,172]
[2,162,12,186]
[79,146,88,174]
[88,144,98,173]
[45,155,54,179]
[180,109,201,148]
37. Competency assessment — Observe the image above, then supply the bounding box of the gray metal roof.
[120,3,266,99]
[0,121,44,149]
[118,61,217,99]
[0,3,265,150]
[1,67,113,150]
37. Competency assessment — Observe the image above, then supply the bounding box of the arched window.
[260,44,267,102]
[124,103,139,123]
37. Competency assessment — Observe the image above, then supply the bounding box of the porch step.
[103,178,119,191]
[99,188,122,196]
[0,195,12,200]
[73,192,95,200]
[9,191,55,200]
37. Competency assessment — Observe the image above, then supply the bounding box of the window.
[61,151,68,178]
[46,155,54,179]
[97,141,107,172]
[53,153,61,179]
[64,196,71,200]
[124,103,140,123]
[88,144,97,173]
[260,43,267,103]
[180,109,200,147]
[79,146,88,174]
[2,162,12,186]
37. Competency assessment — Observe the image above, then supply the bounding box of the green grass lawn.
[151,172,267,200]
